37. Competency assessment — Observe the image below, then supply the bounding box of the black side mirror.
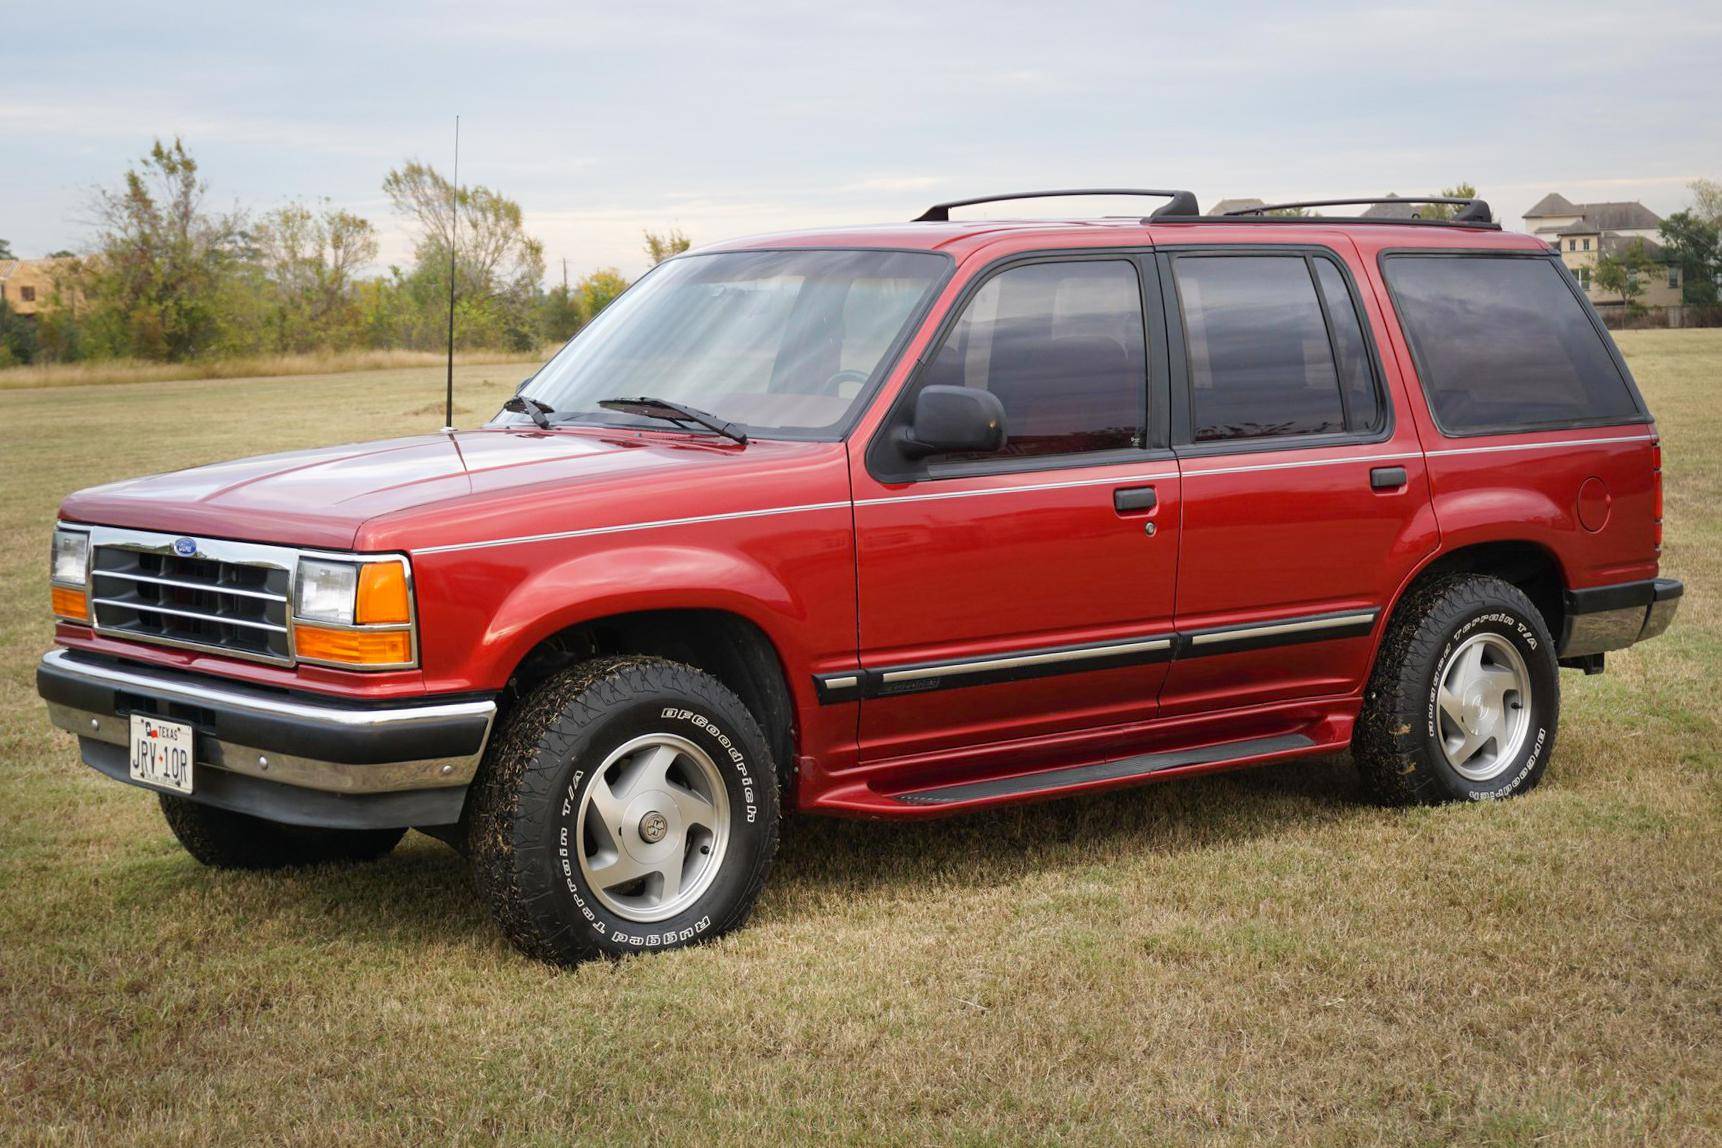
[896,386,1006,460]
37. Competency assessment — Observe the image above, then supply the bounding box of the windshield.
[501,249,948,437]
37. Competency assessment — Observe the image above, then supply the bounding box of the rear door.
[1155,243,1438,716]
[848,252,1182,765]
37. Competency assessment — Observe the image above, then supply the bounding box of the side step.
[891,732,1316,806]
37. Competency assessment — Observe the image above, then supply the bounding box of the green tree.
[643,228,691,264]
[1592,240,1655,311]
[1407,183,1479,222]
[252,201,378,351]
[574,268,629,324]
[0,238,14,260]
[1689,178,1722,225]
[537,283,584,343]
[79,137,246,360]
[382,161,546,350]
[1659,210,1720,306]
[0,297,37,367]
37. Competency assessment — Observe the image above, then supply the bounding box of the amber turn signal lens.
[295,624,412,666]
[51,585,90,623]
[355,562,411,625]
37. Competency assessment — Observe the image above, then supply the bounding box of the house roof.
[1524,195,1663,233]
[1361,197,1424,219]
[1576,201,1664,231]
[1207,198,1265,216]
[1599,232,1668,260]
[1524,192,1579,218]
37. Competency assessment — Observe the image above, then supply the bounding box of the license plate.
[129,714,194,794]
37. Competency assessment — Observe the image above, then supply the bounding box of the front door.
[1153,242,1437,716]
[848,253,1182,767]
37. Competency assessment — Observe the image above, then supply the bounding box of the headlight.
[291,555,416,669]
[50,527,90,623]
[295,559,361,625]
[52,528,89,586]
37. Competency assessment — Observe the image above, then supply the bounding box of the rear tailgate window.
[1382,254,1644,435]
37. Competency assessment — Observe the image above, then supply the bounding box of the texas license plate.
[129,714,194,794]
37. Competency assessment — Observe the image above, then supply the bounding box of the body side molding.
[814,609,1380,704]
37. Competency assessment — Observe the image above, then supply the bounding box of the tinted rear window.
[1384,255,1641,434]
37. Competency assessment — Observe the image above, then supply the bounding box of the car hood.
[60,427,844,551]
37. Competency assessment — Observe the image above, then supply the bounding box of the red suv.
[37,190,1680,964]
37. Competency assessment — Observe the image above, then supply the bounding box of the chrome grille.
[88,528,296,665]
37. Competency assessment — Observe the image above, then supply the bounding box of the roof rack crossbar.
[913,188,1196,223]
[1222,196,1493,220]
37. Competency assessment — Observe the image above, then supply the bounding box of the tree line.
[0,138,691,368]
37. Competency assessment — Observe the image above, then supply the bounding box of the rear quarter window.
[1383,254,1643,435]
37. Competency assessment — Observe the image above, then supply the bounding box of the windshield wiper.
[596,397,748,445]
[502,395,555,429]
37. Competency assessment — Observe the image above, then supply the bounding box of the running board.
[891,732,1316,806]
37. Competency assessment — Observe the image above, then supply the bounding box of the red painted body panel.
[849,459,1181,760]
[49,215,1665,821]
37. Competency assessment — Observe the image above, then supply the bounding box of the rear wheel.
[468,657,779,966]
[159,796,406,869]
[1354,574,1560,804]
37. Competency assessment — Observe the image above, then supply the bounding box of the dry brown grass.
[0,335,1717,1144]
[0,347,546,391]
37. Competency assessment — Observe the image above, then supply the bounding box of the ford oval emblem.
[172,537,198,558]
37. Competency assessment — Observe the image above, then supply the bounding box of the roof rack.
[1200,196,1498,228]
[913,188,1199,223]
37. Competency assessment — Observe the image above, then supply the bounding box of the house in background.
[1206,198,1266,216]
[0,258,76,317]
[1522,195,1682,308]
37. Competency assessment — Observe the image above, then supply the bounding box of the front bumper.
[1559,577,1683,659]
[37,649,496,830]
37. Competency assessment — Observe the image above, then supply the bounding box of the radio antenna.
[442,114,460,434]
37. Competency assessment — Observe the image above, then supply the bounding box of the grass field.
[0,348,542,392]
[1,335,1718,1145]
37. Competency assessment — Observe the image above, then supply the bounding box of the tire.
[1355,574,1560,805]
[469,657,780,966]
[159,795,406,869]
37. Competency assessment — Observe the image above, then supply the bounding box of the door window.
[1172,254,1381,442]
[919,260,1148,458]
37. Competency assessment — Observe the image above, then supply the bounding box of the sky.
[2,1,1718,280]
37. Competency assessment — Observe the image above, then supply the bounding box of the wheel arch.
[1382,539,1569,650]
[497,606,800,804]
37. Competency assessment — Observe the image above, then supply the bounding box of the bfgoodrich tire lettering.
[469,657,779,966]
[1355,575,1560,804]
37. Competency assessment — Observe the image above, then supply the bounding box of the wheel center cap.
[638,810,669,844]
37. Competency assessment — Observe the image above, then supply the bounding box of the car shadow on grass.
[772,751,1373,898]
[134,752,1374,957]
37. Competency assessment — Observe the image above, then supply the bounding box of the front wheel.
[1354,574,1560,804]
[469,657,779,965]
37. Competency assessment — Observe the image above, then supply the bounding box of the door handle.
[1370,466,1408,490]
[1113,486,1157,513]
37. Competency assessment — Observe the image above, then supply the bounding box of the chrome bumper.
[38,649,497,828]
[1560,578,1683,659]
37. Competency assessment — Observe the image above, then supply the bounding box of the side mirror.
[896,385,1006,460]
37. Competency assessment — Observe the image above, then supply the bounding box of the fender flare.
[469,542,809,690]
